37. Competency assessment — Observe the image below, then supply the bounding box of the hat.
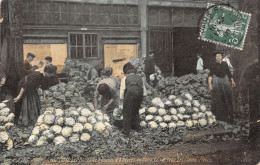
[123,62,135,74]
[103,67,113,76]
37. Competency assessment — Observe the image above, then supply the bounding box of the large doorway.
[104,44,138,79]
[148,27,216,77]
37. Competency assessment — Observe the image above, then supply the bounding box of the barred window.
[69,33,98,59]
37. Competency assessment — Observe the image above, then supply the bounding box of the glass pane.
[70,34,76,46]
[70,47,76,59]
[85,34,91,46]
[77,34,83,46]
[77,47,83,59]
[92,47,97,57]
[85,47,91,57]
[92,35,98,46]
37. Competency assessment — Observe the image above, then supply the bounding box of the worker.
[120,62,147,137]
[196,53,204,74]
[45,56,57,72]
[14,65,57,126]
[222,54,234,75]
[35,61,45,73]
[94,74,119,124]
[24,53,36,76]
[239,59,260,147]
[144,50,157,87]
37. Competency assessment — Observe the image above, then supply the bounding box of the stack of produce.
[129,57,164,82]
[0,101,15,150]
[156,69,210,106]
[139,92,216,130]
[63,59,93,82]
[28,106,112,146]
[42,82,87,110]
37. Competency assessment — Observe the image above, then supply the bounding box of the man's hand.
[103,104,109,111]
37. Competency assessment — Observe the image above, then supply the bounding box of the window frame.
[68,32,99,59]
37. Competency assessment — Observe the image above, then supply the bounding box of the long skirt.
[211,75,233,123]
[18,88,41,126]
[123,86,143,135]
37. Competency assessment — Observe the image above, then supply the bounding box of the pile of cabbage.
[28,105,112,146]
[156,70,210,105]
[129,57,164,82]
[139,92,216,130]
[0,101,15,150]
[42,82,87,110]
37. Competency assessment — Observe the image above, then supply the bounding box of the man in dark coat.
[43,56,59,91]
[144,50,156,87]
[120,62,147,137]
[24,53,36,76]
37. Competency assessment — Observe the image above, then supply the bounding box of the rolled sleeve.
[120,77,126,99]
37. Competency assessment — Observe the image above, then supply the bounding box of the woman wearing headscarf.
[14,66,56,126]
[208,52,236,124]
[120,62,147,137]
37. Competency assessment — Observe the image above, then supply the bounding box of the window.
[69,33,98,59]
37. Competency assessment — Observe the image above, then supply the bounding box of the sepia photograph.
[0,0,259,164]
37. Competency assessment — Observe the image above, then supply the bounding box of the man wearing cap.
[24,53,36,76]
[196,53,204,74]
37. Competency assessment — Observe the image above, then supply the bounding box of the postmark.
[199,4,251,50]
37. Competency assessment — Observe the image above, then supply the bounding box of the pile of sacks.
[28,105,112,146]
[156,69,210,106]
[0,101,15,150]
[139,92,216,130]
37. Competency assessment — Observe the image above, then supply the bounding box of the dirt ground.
[34,140,260,165]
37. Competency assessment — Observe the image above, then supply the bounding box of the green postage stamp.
[199,5,251,50]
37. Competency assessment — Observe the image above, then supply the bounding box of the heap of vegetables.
[28,104,112,146]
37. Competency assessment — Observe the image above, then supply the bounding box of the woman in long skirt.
[14,66,56,126]
[208,52,236,123]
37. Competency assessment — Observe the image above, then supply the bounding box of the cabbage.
[44,114,55,125]
[192,100,200,107]
[94,122,106,133]
[103,114,110,122]
[158,108,167,116]
[102,129,110,137]
[186,120,193,127]
[174,98,183,106]
[88,117,97,125]
[28,135,38,145]
[147,107,157,114]
[4,123,14,129]
[193,107,200,113]
[65,117,76,126]
[199,118,207,127]
[6,113,15,122]
[81,108,92,117]
[37,115,45,125]
[55,117,64,125]
[171,115,178,121]
[0,103,7,109]
[62,127,72,137]
[145,115,154,121]
[42,130,54,139]
[54,136,66,145]
[0,132,9,143]
[152,97,164,108]
[0,108,10,116]
[36,136,47,146]
[163,115,171,122]
[184,100,192,107]
[69,134,80,143]
[84,123,93,132]
[148,121,158,129]
[177,121,185,127]
[168,122,177,129]
[55,109,64,116]
[193,120,199,126]
[0,116,7,123]
[154,116,163,122]
[192,114,199,120]
[200,105,207,112]
[183,115,190,119]
[205,111,213,117]
[39,124,49,132]
[177,114,184,120]
[168,95,177,101]
[178,107,186,114]
[159,122,167,128]
[73,123,84,133]
[140,121,147,127]
[78,116,87,123]
[169,108,177,115]
[80,133,91,142]
[104,122,112,131]
[32,126,40,135]
[51,125,62,135]
[198,113,205,118]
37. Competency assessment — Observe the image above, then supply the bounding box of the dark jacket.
[144,56,155,75]
[24,60,34,76]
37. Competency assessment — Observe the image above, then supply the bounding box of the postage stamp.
[199,5,251,50]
